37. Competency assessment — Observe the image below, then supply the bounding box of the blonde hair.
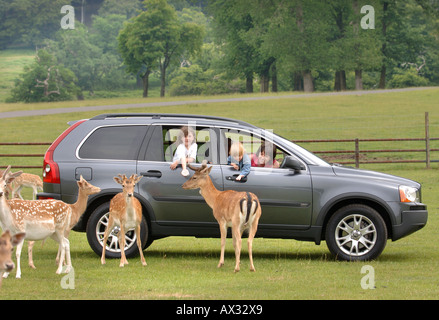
[229,142,244,158]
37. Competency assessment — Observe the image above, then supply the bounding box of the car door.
[136,124,223,225]
[218,127,313,229]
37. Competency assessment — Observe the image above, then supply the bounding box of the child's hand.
[231,163,239,170]
[236,174,243,181]
[170,162,177,170]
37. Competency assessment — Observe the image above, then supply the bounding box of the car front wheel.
[325,204,388,261]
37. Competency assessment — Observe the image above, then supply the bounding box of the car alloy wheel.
[326,204,387,261]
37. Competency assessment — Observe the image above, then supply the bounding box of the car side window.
[78,125,147,160]
[219,128,285,168]
[161,125,216,164]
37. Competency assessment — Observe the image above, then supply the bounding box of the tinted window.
[79,126,147,160]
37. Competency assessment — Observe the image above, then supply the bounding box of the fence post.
[355,138,360,168]
[425,112,430,169]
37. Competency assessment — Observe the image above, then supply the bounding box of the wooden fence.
[0,137,437,170]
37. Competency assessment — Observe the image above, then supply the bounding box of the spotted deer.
[27,175,101,269]
[101,174,146,267]
[182,161,262,272]
[0,230,25,287]
[0,166,91,278]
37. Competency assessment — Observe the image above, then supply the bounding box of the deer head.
[0,230,25,274]
[114,174,142,198]
[77,175,101,196]
[0,166,23,199]
[182,161,213,190]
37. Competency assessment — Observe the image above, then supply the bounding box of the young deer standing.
[101,174,146,267]
[27,175,101,269]
[182,162,262,272]
[0,230,25,287]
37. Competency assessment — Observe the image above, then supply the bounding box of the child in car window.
[170,126,197,177]
[251,141,280,168]
[227,141,251,181]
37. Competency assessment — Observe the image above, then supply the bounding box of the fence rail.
[0,137,437,170]
[293,137,439,168]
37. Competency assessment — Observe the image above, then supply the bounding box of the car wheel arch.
[318,196,394,241]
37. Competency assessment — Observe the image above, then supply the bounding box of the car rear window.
[78,125,147,160]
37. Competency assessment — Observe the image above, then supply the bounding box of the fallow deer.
[0,230,25,287]
[27,175,101,269]
[0,166,95,278]
[11,172,43,200]
[0,170,43,200]
[101,174,146,267]
[182,161,262,272]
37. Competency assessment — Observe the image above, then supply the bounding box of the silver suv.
[38,113,428,261]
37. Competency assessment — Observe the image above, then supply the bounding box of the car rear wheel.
[325,204,387,261]
[86,201,149,259]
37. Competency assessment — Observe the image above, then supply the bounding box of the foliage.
[6,49,79,103]
[0,0,71,49]
[118,0,204,97]
[169,64,245,96]
[388,67,430,88]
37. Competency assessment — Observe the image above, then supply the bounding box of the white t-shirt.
[172,143,198,162]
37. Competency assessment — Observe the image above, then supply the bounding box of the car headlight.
[399,186,420,203]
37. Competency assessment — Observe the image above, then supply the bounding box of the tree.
[0,0,71,49]
[8,49,79,103]
[118,0,204,97]
[47,24,118,96]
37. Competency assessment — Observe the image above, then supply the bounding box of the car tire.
[325,204,387,261]
[86,201,149,259]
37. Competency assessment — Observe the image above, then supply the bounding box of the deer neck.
[69,189,89,226]
[199,177,221,209]
[0,197,17,233]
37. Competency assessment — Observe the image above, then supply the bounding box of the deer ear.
[114,176,123,185]
[11,232,26,247]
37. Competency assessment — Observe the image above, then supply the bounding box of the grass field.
[0,53,438,300]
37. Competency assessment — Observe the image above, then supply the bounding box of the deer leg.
[218,222,227,268]
[135,225,147,266]
[63,237,71,273]
[101,217,114,265]
[232,227,242,273]
[248,212,260,272]
[55,234,66,274]
[118,224,128,267]
[247,226,256,272]
[15,240,24,278]
[28,241,36,269]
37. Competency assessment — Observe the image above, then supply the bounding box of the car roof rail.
[89,113,257,128]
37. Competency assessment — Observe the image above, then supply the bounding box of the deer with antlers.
[0,230,25,287]
[101,174,146,267]
[182,161,262,272]
[0,166,99,278]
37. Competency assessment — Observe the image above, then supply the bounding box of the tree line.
[2,0,438,102]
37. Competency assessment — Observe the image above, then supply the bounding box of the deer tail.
[240,192,258,227]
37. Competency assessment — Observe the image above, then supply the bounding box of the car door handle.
[141,170,162,178]
[226,175,247,182]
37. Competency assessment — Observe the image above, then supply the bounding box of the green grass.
[0,74,438,299]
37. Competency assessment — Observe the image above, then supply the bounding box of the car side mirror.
[282,156,303,173]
